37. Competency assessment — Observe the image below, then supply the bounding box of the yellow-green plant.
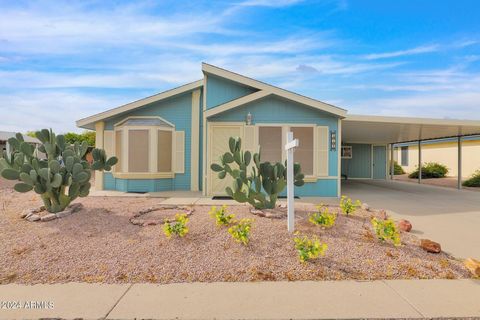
[339,195,361,215]
[371,217,401,246]
[163,213,189,238]
[209,205,235,226]
[293,234,328,263]
[308,205,336,228]
[228,218,253,245]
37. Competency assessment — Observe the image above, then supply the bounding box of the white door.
[208,124,244,195]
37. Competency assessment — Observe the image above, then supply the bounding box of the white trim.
[337,118,342,198]
[202,63,347,118]
[191,89,201,191]
[95,121,105,191]
[202,75,207,195]
[113,115,175,128]
[345,114,480,127]
[205,90,270,118]
[77,80,203,129]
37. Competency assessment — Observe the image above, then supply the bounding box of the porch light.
[246,112,252,125]
[330,130,337,151]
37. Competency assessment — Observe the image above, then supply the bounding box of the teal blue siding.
[210,95,340,197]
[103,91,195,191]
[341,144,372,179]
[373,146,387,179]
[206,74,257,109]
[198,90,204,190]
[104,172,175,192]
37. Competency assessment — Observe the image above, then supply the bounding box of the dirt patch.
[0,178,471,284]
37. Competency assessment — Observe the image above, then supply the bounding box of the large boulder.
[420,239,441,253]
[398,220,412,232]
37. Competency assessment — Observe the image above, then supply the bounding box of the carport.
[341,115,480,189]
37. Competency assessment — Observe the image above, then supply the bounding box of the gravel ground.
[0,179,470,284]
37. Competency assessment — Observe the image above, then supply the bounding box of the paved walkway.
[0,279,479,319]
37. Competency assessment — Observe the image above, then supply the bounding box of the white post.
[285,131,299,233]
[418,140,422,184]
[458,136,462,190]
[390,144,394,180]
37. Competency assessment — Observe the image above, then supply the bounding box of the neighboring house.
[76,63,480,197]
[394,136,480,178]
[0,131,41,156]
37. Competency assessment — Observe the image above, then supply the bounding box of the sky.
[0,0,479,133]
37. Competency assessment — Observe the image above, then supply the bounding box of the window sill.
[112,172,175,179]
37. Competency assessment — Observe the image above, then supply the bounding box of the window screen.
[157,130,172,172]
[401,146,409,166]
[291,127,314,175]
[258,126,282,163]
[128,130,149,172]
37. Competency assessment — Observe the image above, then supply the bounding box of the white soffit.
[342,115,480,144]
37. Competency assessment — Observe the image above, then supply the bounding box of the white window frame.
[113,116,175,179]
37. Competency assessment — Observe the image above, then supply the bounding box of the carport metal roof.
[342,114,480,144]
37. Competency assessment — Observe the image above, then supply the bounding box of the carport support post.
[418,140,422,184]
[458,136,462,189]
[390,143,394,179]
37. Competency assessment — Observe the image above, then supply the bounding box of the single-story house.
[76,63,480,196]
[0,131,41,156]
[394,136,480,178]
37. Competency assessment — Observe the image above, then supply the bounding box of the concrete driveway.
[332,180,480,259]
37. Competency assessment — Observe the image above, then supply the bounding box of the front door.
[208,124,244,195]
[373,145,387,179]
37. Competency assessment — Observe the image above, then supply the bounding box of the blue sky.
[0,0,479,132]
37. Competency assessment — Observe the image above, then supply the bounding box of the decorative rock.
[21,209,31,219]
[41,213,57,222]
[143,220,158,227]
[56,210,73,219]
[26,214,41,222]
[420,239,441,253]
[464,258,480,277]
[361,203,370,211]
[398,219,412,232]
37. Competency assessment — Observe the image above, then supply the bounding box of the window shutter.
[244,125,257,153]
[174,131,185,173]
[316,126,329,176]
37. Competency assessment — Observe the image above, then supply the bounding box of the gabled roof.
[76,80,203,129]
[0,131,40,144]
[202,63,347,118]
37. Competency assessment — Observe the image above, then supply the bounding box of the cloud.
[363,45,439,60]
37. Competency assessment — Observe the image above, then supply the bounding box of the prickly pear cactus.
[211,137,304,209]
[0,129,117,213]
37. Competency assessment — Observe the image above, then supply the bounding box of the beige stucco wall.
[395,140,480,178]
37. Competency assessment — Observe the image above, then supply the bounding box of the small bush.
[340,195,361,216]
[209,205,235,226]
[309,205,336,228]
[371,218,401,246]
[228,219,253,245]
[463,170,480,187]
[408,162,448,179]
[293,234,328,263]
[391,161,405,175]
[163,213,189,238]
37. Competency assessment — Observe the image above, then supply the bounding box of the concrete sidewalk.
[1,279,479,319]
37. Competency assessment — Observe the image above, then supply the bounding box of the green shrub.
[228,218,253,245]
[463,170,480,187]
[371,218,401,246]
[408,162,448,179]
[340,195,361,216]
[209,205,235,226]
[309,205,336,228]
[390,161,405,175]
[293,234,328,263]
[163,213,189,238]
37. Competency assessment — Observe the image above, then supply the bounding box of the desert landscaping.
[0,178,471,285]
